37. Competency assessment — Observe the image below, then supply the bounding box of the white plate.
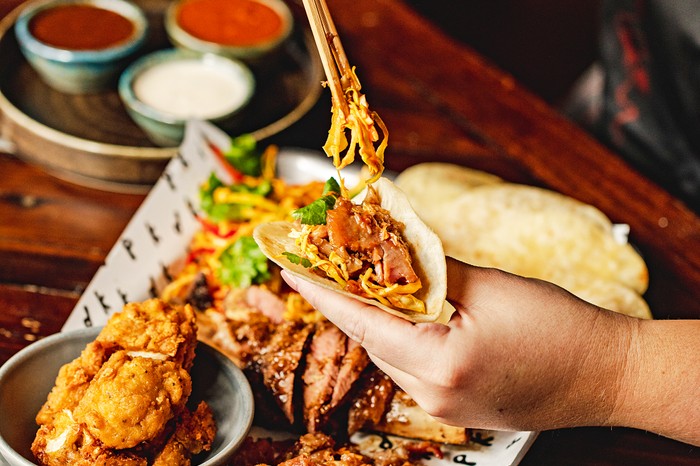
[61,120,537,465]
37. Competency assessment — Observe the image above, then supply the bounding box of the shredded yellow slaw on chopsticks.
[302,0,387,189]
[323,66,388,186]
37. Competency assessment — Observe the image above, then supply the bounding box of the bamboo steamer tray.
[0,0,323,193]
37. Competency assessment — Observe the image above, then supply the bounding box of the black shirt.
[596,0,700,212]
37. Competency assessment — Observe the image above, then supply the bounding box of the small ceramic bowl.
[118,48,256,147]
[0,327,254,466]
[165,0,293,64]
[14,0,149,94]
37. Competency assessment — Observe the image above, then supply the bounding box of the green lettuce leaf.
[225,134,262,176]
[217,236,270,288]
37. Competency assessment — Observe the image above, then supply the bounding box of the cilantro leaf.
[282,252,312,268]
[292,194,337,225]
[217,236,270,288]
[322,177,341,196]
[291,177,340,225]
[225,134,262,176]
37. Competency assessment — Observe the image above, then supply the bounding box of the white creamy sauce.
[133,59,250,119]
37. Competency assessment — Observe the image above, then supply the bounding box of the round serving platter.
[0,0,323,193]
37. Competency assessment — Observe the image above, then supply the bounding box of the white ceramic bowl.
[0,327,254,466]
[165,0,293,64]
[119,48,256,147]
[14,0,149,93]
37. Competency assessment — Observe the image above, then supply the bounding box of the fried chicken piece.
[152,402,217,466]
[73,351,192,449]
[32,299,212,466]
[32,410,147,466]
[96,299,198,370]
[35,339,113,426]
[37,299,196,428]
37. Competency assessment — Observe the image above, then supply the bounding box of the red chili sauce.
[28,4,135,50]
[177,0,284,47]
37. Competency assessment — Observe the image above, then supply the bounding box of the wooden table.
[1,0,699,464]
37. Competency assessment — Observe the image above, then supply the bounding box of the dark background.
[271,0,603,150]
[404,0,602,105]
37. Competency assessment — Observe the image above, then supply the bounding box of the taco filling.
[294,186,424,313]
[254,177,448,322]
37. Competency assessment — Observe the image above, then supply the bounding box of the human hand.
[282,256,634,432]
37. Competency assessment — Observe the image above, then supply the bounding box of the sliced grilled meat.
[302,321,347,432]
[258,321,315,426]
[244,365,294,431]
[245,285,287,324]
[347,368,396,435]
[330,339,371,410]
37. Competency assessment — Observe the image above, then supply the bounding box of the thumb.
[282,270,444,374]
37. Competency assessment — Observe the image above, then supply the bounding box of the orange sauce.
[177,0,284,47]
[29,4,134,50]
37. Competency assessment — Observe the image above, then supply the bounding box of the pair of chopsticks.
[301,0,388,185]
[301,0,355,115]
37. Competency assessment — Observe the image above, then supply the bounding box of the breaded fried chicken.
[73,351,192,449]
[96,299,198,369]
[32,299,215,466]
[152,402,217,466]
[34,339,113,426]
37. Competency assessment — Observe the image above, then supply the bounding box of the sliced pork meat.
[244,365,295,432]
[230,311,277,366]
[258,321,315,426]
[246,285,287,324]
[196,309,273,369]
[330,339,371,409]
[347,368,396,435]
[302,320,347,433]
[317,191,419,289]
[326,197,381,257]
[379,237,419,285]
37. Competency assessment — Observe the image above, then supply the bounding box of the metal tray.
[0,0,323,193]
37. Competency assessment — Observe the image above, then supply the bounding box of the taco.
[253,177,451,323]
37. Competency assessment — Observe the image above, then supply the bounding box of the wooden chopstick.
[301,0,352,115]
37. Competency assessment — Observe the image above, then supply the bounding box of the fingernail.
[281,270,298,289]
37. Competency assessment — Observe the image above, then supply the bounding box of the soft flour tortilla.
[425,184,648,295]
[395,163,503,227]
[254,177,451,323]
[391,163,651,319]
